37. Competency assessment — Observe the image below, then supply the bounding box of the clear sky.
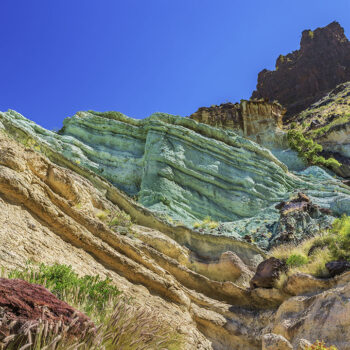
[1,1,349,129]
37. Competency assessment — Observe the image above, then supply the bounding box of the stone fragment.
[250,257,286,289]
[262,333,293,350]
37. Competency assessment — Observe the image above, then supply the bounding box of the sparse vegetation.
[109,210,132,228]
[95,209,110,221]
[306,340,337,350]
[193,216,219,230]
[271,215,350,282]
[2,263,184,349]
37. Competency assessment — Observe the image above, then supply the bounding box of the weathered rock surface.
[189,99,285,138]
[271,278,350,349]
[2,109,350,250]
[262,333,293,350]
[252,21,350,117]
[0,278,92,338]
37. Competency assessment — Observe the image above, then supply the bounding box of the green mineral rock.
[1,109,350,247]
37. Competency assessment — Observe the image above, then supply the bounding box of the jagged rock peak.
[251,21,350,117]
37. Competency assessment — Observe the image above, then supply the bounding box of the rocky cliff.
[251,21,350,117]
[1,114,350,349]
[2,109,350,251]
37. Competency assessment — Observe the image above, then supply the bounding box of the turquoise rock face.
[1,109,350,245]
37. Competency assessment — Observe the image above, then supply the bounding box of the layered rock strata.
[1,120,350,349]
[189,99,285,138]
[1,110,350,248]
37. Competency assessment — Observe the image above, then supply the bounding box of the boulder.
[250,258,286,289]
[262,333,293,350]
[0,278,92,340]
[326,260,350,277]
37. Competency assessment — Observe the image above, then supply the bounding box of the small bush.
[95,210,110,222]
[329,214,350,260]
[109,210,132,228]
[193,216,219,230]
[306,340,337,350]
[286,254,308,267]
[287,130,341,169]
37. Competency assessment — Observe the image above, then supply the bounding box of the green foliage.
[329,214,350,260]
[308,30,314,39]
[306,340,337,350]
[287,130,341,169]
[286,254,308,267]
[8,262,120,317]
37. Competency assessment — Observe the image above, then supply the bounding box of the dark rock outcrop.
[251,21,350,117]
[250,258,286,289]
[0,278,92,339]
[269,193,332,248]
[326,260,350,277]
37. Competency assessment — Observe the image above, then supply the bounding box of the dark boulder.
[250,257,286,289]
[326,260,350,277]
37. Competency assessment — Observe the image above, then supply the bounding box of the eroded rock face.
[251,21,350,117]
[0,278,92,338]
[250,258,286,289]
[2,109,350,250]
[189,100,285,137]
[262,333,293,350]
[272,280,350,349]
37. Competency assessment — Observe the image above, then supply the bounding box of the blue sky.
[1,1,349,129]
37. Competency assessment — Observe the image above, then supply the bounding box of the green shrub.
[286,254,308,267]
[287,130,341,169]
[329,214,350,260]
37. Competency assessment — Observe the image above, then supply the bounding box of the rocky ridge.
[251,21,350,117]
